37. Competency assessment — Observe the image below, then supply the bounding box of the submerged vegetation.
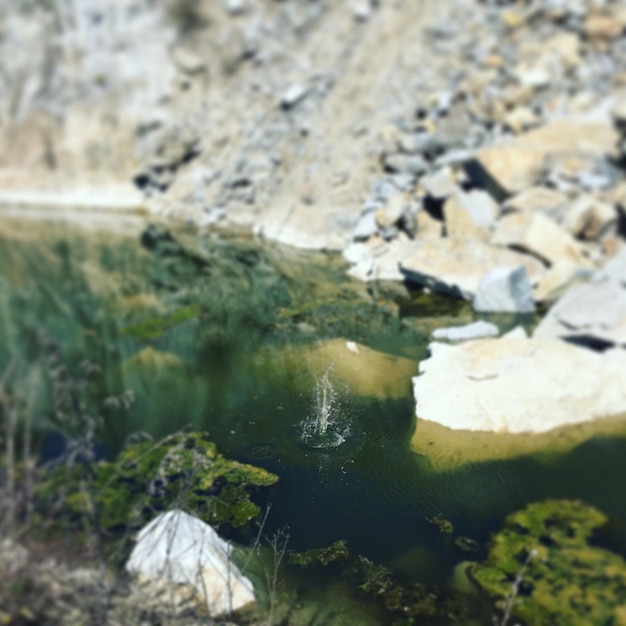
[471,499,626,626]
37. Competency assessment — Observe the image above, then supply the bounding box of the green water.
[2,218,626,624]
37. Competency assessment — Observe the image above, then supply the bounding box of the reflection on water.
[2,218,626,612]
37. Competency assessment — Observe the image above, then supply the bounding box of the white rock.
[127,510,255,617]
[400,238,544,300]
[534,247,626,346]
[492,211,585,265]
[443,190,499,240]
[473,265,535,313]
[413,337,626,433]
[432,320,499,341]
[563,195,617,240]
[280,84,308,109]
[503,187,568,221]
[422,168,458,199]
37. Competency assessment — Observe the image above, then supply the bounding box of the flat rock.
[400,238,544,300]
[503,187,568,221]
[127,510,255,617]
[533,247,626,346]
[473,265,535,313]
[347,237,414,282]
[413,337,626,433]
[432,320,499,342]
[492,211,585,265]
[467,118,619,197]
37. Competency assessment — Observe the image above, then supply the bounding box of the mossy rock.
[35,432,278,537]
[470,499,626,626]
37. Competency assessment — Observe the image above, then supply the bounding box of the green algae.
[289,540,351,567]
[470,499,626,626]
[35,432,278,536]
[121,303,201,339]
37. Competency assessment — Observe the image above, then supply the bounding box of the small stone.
[353,210,379,241]
[582,14,624,41]
[432,320,499,341]
[501,9,526,29]
[383,153,428,176]
[504,106,539,134]
[422,167,458,200]
[398,133,447,159]
[226,0,246,15]
[280,84,308,110]
[514,64,551,89]
[563,195,617,240]
[473,265,536,314]
[376,193,408,228]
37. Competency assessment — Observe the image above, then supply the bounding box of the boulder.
[491,211,585,265]
[413,336,626,433]
[467,118,619,197]
[562,195,617,240]
[533,247,626,346]
[421,167,458,200]
[400,238,544,300]
[126,510,255,617]
[432,320,499,342]
[347,237,413,282]
[473,265,535,313]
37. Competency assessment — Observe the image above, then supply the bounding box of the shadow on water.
[2,218,626,609]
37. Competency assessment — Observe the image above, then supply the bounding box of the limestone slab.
[413,337,626,433]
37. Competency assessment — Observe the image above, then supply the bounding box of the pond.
[2,216,626,624]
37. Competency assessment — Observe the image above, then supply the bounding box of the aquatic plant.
[35,432,279,542]
[121,303,201,339]
[471,499,626,626]
[288,539,350,567]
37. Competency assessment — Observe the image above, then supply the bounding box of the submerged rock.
[127,510,255,617]
[413,335,626,433]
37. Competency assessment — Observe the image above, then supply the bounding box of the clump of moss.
[470,499,626,626]
[36,432,278,538]
[289,540,350,567]
[121,303,201,339]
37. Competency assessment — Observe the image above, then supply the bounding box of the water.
[2,218,626,623]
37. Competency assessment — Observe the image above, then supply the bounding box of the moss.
[347,556,394,597]
[427,514,454,534]
[35,432,279,538]
[121,303,201,339]
[470,499,626,626]
[289,540,350,567]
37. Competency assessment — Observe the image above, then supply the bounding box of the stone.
[466,145,543,198]
[280,84,308,110]
[421,167,457,200]
[413,337,626,433]
[126,510,255,617]
[492,211,585,265]
[504,106,540,134]
[473,265,535,314]
[353,210,379,240]
[383,153,428,177]
[533,247,626,346]
[400,238,544,300]
[533,259,592,304]
[443,190,499,240]
[503,187,568,221]
[415,209,443,239]
[563,195,617,240]
[468,118,619,197]
[347,237,414,282]
[376,193,408,228]
[582,14,624,41]
[432,320,499,342]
